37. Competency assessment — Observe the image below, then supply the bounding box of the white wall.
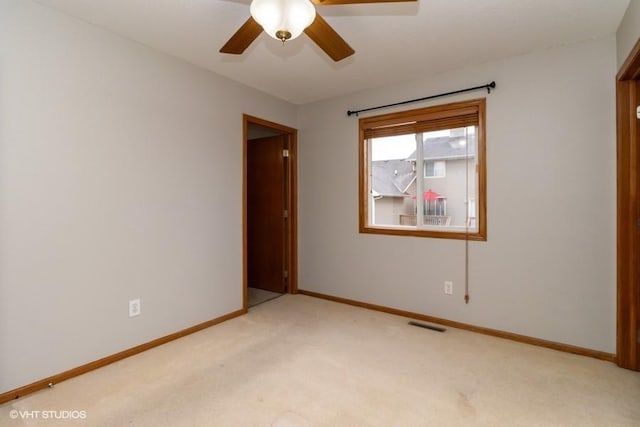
[0,0,296,393]
[298,36,617,353]
[617,0,640,69]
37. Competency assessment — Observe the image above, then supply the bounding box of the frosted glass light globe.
[250,0,316,41]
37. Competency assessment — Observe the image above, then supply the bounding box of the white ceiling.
[35,0,629,105]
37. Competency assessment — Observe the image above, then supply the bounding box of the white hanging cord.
[464,127,470,304]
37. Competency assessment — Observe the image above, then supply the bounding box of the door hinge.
[283,270,289,279]
[283,210,289,219]
[636,218,640,230]
[282,149,290,158]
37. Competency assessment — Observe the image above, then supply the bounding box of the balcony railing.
[399,214,452,226]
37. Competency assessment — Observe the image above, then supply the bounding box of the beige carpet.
[1,294,639,426]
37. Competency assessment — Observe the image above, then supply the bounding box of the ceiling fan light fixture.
[250,0,316,42]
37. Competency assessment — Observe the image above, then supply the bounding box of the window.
[359,98,486,240]
[425,160,446,178]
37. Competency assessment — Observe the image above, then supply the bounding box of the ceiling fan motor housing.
[275,30,292,41]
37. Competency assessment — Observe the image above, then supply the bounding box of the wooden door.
[636,80,640,370]
[616,39,640,371]
[247,135,288,293]
[636,82,640,370]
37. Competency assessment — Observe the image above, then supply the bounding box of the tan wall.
[617,0,640,69]
[298,36,617,353]
[0,0,297,393]
[373,197,409,225]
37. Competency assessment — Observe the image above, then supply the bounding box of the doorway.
[243,115,298,309]
[616,38,640,371]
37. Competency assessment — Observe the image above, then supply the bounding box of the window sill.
[359,225,487,241]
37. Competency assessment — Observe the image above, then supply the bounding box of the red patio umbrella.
[422,189,440,201]
[411,189,442,215]
[411,189,441,200]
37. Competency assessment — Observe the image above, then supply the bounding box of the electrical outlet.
[129,299,141,317]
[444,281,453,295]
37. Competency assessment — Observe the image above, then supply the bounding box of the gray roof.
[371,159,415,196]
[372,135,475,197]
[406,136,476,160]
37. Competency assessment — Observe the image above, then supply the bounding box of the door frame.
[243,114,298,310]
[616,38,640,371]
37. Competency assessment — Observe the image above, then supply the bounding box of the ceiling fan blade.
[220,17,263,55]
[304,14,355,62]
[312,0,416,5]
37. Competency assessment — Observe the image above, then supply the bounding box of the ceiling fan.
[220,0,417,62]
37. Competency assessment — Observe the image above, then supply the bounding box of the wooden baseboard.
[0,308,246,404]
[298,289,616,363]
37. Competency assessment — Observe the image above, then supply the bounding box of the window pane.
[421,126,477,230]
[370,134,417,226]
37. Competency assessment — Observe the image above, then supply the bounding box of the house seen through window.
[359,99,486,240]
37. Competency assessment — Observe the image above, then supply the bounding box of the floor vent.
[408,321,446,333]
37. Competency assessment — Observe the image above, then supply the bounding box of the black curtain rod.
[347,81,496,117]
